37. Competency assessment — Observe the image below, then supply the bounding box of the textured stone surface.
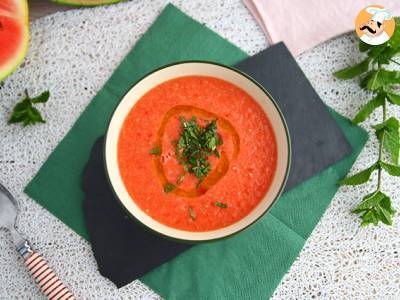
[0,0,400,299]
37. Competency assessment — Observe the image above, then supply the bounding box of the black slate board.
[82,42,352,287]
[235,42,351,190]
[82,137,193,287]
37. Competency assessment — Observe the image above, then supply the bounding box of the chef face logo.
[355,5,395,45]
[360,19,386,37]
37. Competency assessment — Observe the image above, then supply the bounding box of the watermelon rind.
[50,0,126,7]
[0,0,29,81]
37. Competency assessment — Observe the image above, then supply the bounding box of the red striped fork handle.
[25,251,75,300]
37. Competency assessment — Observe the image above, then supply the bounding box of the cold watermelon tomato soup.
[118,75,277,231]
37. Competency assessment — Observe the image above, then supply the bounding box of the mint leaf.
[353,192,396,226]
[383,117,400,164]
[384,124,399,164]
[380,161,400,176]
[372,46,397,65]
[30,91,50,103]
[380,195,397,215]
[374,117,400,164]
[374,116,399,131]
[338,163,378,186]
[215,202,228,208]
[367,43,388,60]
[386,92,400,105]
[8,99,30,123]
[8,91,49,127]
[352,94,384,124]
[361,209,379,226]
[353,191,385,212]
[149,147,161,155]
[163,183,176,193]
[367,70,400,91]
[377,203,393,225]
[360,71,375,89]
[388,21,400,49]
[359,41,372,52]
[333,59,370,79]
[27,107,45,126]
[376,195,396,225]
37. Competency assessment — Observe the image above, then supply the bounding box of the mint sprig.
[334,17,400,226]
[8,90,50,126]
[175,116,223,180]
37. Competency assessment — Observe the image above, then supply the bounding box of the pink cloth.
[243,0,400,56]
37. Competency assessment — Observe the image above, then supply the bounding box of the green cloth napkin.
[25,4,368,299]
[141,110,366,299]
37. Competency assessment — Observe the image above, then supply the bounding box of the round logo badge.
[355,5,395,45]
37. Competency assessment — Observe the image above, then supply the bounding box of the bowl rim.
[104,60,291,243]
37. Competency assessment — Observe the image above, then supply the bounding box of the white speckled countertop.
[1,0,400,299]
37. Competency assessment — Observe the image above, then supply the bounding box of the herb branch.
[8,90,50,126]
[334,17,400,226]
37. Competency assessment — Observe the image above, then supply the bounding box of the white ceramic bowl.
[105,61,291,242]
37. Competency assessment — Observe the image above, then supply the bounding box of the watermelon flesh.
[0,0,29,81]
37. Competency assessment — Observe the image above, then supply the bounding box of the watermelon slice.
[0,0,29,81]
[51,0,125,6]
